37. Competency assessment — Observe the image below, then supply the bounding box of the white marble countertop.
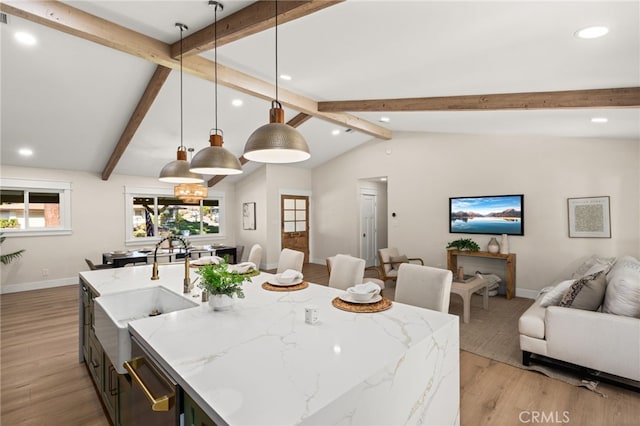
[81,264,460,426]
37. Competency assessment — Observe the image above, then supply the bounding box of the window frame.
[0,178,72,237]
[124,186,227,246]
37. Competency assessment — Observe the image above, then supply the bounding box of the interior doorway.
[360,192,377,267]
[358,177,388,267]
[280,194,310,263]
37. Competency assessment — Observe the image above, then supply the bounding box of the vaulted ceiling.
[2,1,639,186]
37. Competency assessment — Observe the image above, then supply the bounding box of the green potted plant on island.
[446,238,480,252]
[196,258,251,311]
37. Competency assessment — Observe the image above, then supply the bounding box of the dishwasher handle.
[123,356,174,412]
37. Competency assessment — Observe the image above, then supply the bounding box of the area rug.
[448,294,608,396]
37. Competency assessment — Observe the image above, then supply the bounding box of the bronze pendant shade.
[189,1,243,176]
[243,101,310,163]
[159,146,204,183]
[190,131,242,175]
[159,23,205,184]
[242,0,310,164]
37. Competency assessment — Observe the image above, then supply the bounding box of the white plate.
[338,293,383,304]
[268,278,303,287]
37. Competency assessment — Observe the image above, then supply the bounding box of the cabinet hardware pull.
[124,356,173,412]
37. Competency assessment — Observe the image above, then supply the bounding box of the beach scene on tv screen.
[451,195,522,235]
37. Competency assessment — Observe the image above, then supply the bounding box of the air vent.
[345,128,354,133]
[0,13,8,24]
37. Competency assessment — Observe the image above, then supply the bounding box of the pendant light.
[243,0,310,163]
[175,148,208,204]
[159,23,205,184]
[190,1,243,175]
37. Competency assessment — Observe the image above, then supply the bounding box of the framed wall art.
[567,196,610,238]
[243,202,256,230]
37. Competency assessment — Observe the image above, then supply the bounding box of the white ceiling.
[2,1,639,184]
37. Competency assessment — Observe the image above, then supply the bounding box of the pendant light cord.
[275,0,279,103]
[214,4,219,131]
[179,24,185,149]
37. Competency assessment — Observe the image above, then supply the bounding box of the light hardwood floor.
[1,264,638,426]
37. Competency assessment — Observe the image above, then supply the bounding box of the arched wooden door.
[281,195,309,263]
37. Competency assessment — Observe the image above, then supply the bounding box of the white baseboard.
[1,277,77,294]
[515,288,539,300]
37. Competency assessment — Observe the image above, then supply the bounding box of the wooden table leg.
[483,282,489,311]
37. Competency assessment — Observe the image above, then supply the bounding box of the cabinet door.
[183,392,217,426]
[88,333,103,388]
[102,354,117,424]
[81,283,90,360]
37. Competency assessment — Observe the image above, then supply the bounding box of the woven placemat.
[331,297,392,313]
[262,281,309,291]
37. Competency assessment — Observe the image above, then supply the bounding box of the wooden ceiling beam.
[318,87,640,112]
[207,113,311,187]
[101,65,172,180]
[1,0,391,140]
[171,1,344,59]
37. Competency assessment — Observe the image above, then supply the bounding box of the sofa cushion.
[559,271,606,310]
[603,256,640,318]
[571,255,616,279]
[539,279,574,308]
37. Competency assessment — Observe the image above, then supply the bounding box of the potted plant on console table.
[446,238,480,252]
[196,259,251,311]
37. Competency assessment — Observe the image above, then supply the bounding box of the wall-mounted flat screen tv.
[450,194,524,236]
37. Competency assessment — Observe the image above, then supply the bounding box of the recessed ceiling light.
[15,31,37,46]
[575,26,609,39]
[279,74,292,81]
[379,116,390,123]
[18,148,33,156]
[331,129,340,136]
[231,99,243,107]
[591,117,608,123]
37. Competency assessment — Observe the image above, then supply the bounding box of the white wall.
[234,166,268,266]
[233,164,312,270]
[312,132,640,296]
[0,166,236,292]
[265,165,312,268]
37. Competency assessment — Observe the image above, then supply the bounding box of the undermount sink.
[94,286,198,374]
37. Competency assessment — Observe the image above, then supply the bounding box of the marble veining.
[82,264,460,425]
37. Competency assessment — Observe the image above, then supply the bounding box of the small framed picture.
[243,202,256,230]
[567,196,611,238]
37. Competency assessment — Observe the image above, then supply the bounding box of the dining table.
[102,250,150,268]
[102,245,238,268]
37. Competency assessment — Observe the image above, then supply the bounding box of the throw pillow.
[571,255,616,279]
[390,255,409,270]
[559,270,607,311]
[603,256,640,318]
[539,279,575,307]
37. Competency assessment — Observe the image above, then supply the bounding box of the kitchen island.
[80,264,460,425]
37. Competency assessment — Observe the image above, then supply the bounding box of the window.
[0,178,71,236]
[125,187,225,244]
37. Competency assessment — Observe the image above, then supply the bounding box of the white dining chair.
[247,244,263,269]
[327,254,366,291]
[395,263,452,313]
[276,248,304,273]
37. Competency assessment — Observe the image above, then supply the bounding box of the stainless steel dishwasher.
[122,335,181,426]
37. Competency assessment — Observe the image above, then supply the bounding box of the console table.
[447,250,516,299]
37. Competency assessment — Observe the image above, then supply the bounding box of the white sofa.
[519,255,640,382]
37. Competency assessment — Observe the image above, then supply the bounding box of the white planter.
[209,294,235,311]
[500,234,509,254]
[487,237,500,254]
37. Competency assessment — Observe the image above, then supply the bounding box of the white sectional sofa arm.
[545,306,640,381]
